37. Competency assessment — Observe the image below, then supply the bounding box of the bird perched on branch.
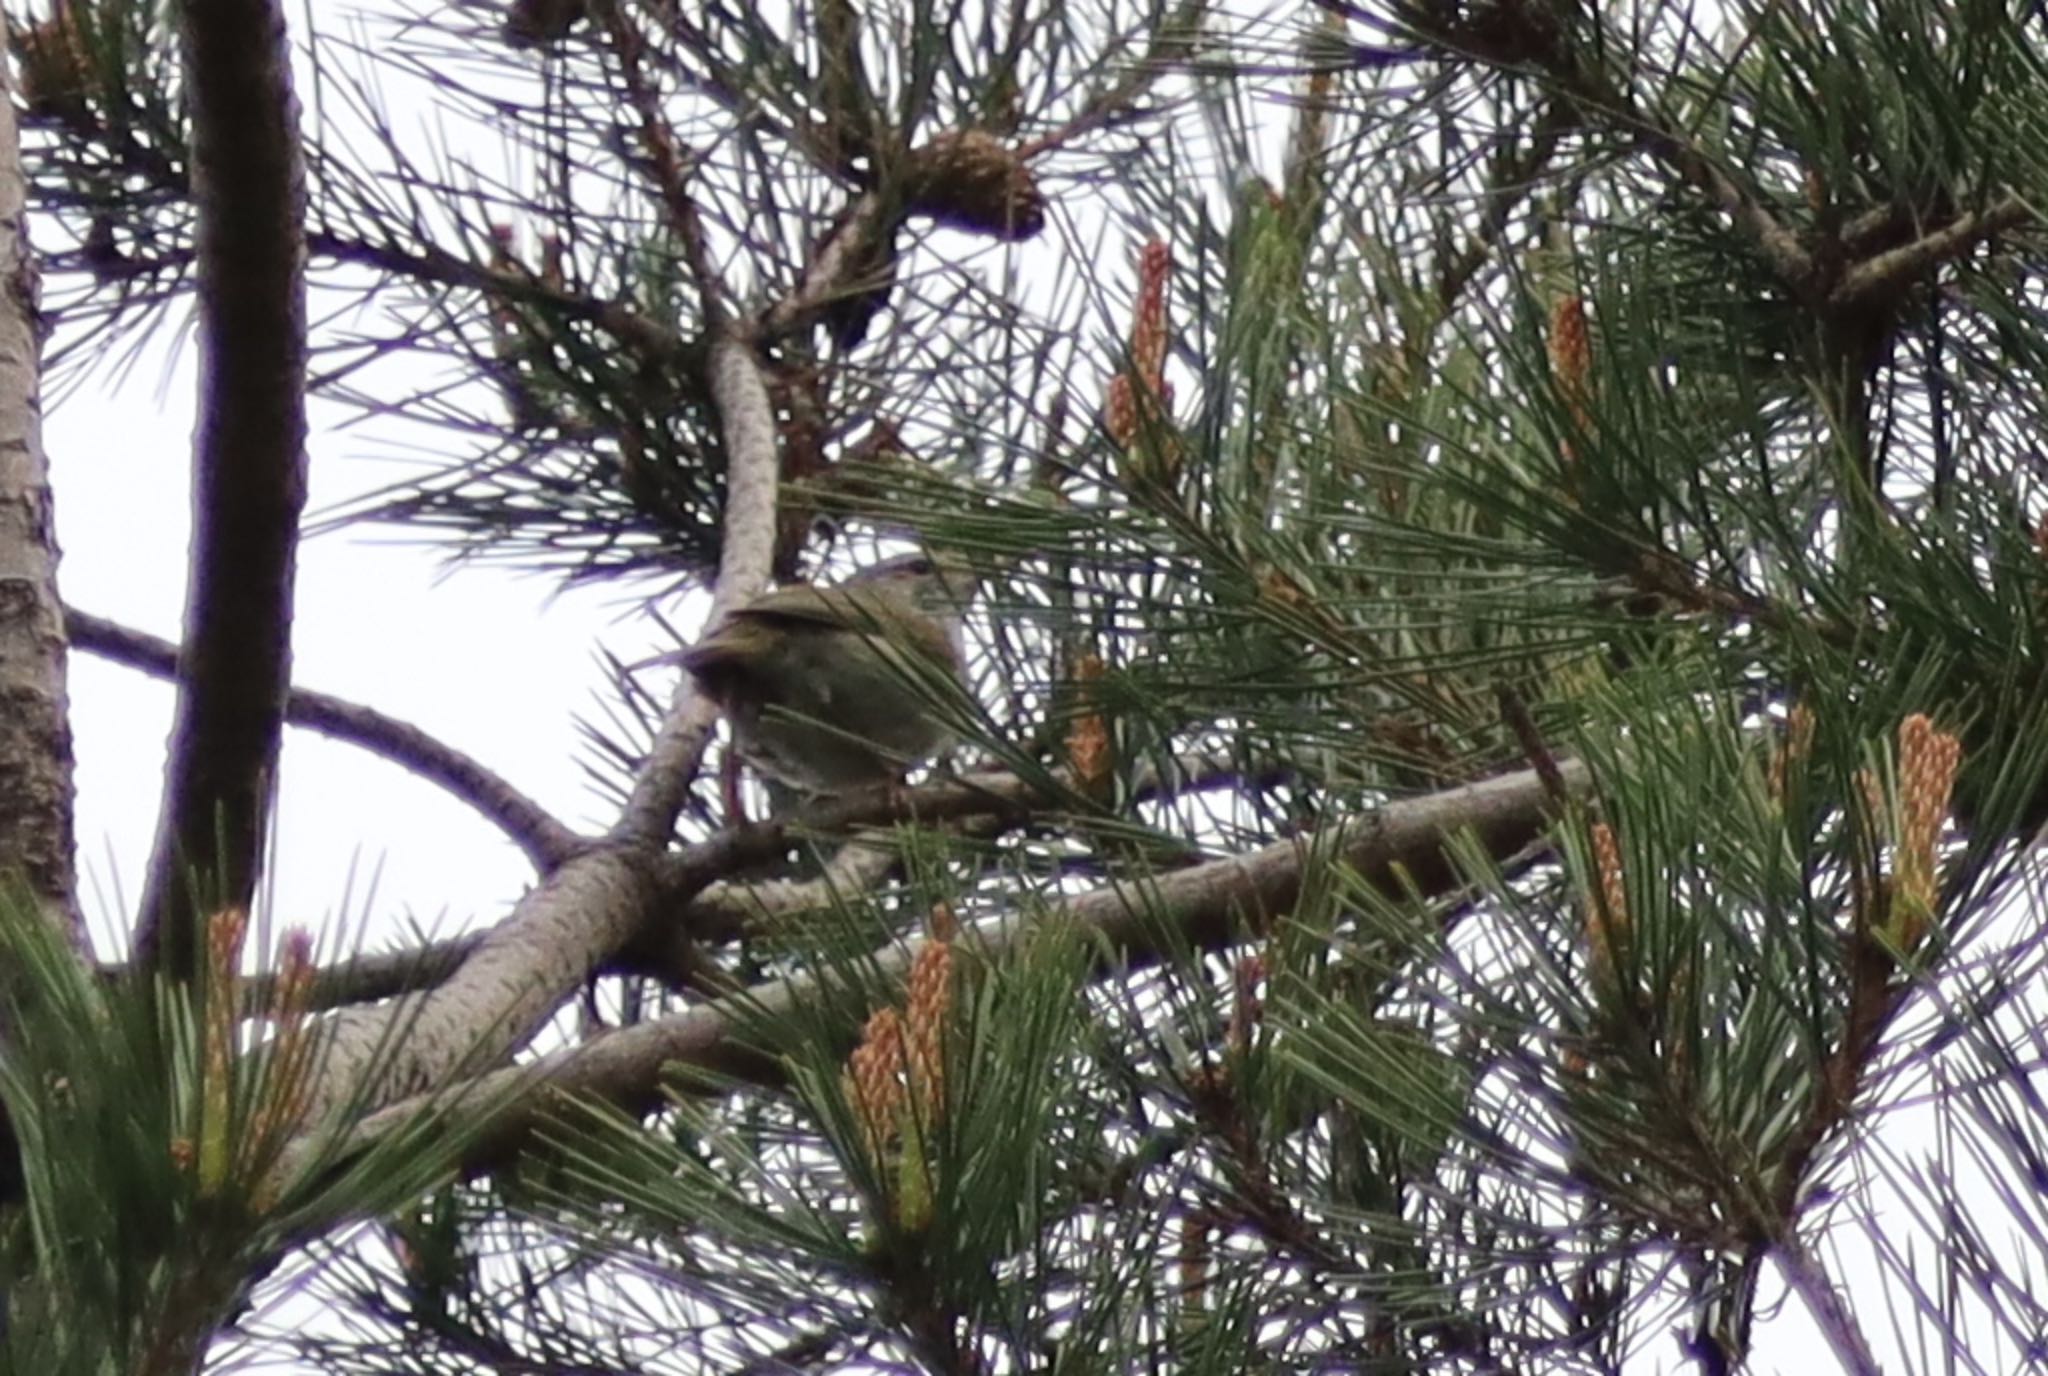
[653,552,974,796]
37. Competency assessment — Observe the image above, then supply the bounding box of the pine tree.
[3,0,2047,1371]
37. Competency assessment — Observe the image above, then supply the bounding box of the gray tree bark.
[0,7,80,944]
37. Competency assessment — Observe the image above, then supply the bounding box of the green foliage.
[0,889,492,1374]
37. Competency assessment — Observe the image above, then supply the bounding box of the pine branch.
[66,609,584,870]
[164,751,1269,1012]
[1636,123,1814,294]
[319,761,1586,1183]
[1829,196,2035,309]
[610,331,779,845]
[637,3,855,177]
[298,845,666,1123]
[758,191,894,343]
[1401,4,1819,298]
[652,750,1295,923]
[145,830,887,1016]
[284,4,1070,1124]
[71,229,707,382]
[133,0,308,979]
[293,228,777,1127]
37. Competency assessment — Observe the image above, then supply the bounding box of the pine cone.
[903,130,1047,241]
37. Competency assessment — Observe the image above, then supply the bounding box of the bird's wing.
[671,633,747,677]
[671,612,782,677]
[724,595,863,631]
[675,589,956,675]
[672,596,857,676]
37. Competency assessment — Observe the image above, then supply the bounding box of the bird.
[656,552,973,797]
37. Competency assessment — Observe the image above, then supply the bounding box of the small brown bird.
[658,553,973,796]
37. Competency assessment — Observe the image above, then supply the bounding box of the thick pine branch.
[318,761,1585,1182]
[133,0,308,978]
[102,750,1276,1011]
[609,335,780,846]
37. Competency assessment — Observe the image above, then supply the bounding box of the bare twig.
[244,933,478,1014]
[67,609,584,869]
[1015,0,1201,160]
[134,0,309,978]
[1775,1240,1883,1376]
[56,229,707,390]
[729,1325,850,1376]
[1495,682,1570,809]
[186,838,879,1013]
[668,833,902,947]
[149,835,882,1016]
[597,1,724,320]
[1432,99,1576,318]
[756,191,890,342]
[305,230,704,375]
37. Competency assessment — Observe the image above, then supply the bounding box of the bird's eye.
[904,556,934,576]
